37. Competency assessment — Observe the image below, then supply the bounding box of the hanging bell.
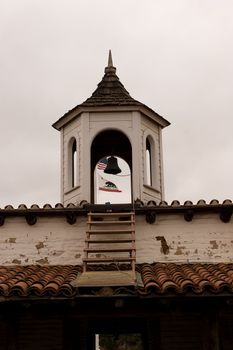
[104,156,122,175]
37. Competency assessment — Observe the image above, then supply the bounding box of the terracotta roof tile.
[0,264,233,298]
[138,263,233,295]
[0,266,81,297]
[0,199,232,211]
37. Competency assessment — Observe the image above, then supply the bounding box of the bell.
[104,156,122,175]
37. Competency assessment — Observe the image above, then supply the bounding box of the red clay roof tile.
[138,263,233,295]
[0,264,233,298]
[0,266,81,297]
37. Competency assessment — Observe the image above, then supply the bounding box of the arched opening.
[91,130,132,204]
[94,156,131,204]
[145,136,155,187]
[68,138,78,188]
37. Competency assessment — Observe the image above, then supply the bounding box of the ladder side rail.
[83,211,136,274]
[83,211,92,272]
[130,212,136,277]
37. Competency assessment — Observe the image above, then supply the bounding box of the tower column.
[132,111,141,201]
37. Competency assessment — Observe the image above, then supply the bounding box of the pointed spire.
[108,50,113,67]
[105,50,116,74]
[80,50,143,107]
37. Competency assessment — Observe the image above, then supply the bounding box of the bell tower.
[53,51,170,205]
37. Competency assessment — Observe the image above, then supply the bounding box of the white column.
[80,112,90,202]
[132,111,141,201]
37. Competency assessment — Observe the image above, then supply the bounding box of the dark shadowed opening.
[91,130,132,203]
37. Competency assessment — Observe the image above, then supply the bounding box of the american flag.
[97,157,108,170]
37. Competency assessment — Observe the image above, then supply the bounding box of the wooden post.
[146,318,160,350]
[203,312,220,350]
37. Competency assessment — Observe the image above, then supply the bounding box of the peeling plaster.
[0,212,232,265]
[156,236,169,255]
[36,257,49,265]
[210,240,218,249]
[51,250,64,257]
[12,259,21,264]
[207,250,214,257]
[175,246,186,255]
[36,242,45,250]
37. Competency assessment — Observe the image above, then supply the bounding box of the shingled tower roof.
[80,50,142,107]
[53,51,170,130]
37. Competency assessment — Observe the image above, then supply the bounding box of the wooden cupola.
[53,51,170,206]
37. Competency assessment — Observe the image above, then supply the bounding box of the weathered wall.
[0,212,232,265]
[0,216,86,265]
[136,213,233,263]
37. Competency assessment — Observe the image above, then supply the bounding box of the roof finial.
[105,50,116,74]
[108,50,113,67]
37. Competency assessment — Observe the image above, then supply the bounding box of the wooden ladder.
[83,211,136,275]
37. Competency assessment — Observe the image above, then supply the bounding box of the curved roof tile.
[138,263,233,295]
[0,264,233,297]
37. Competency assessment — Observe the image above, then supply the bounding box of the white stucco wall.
[0,212,232,265]
[61,109,164,205]
[141,114,163,201]
[136,214,233,263]
[62,116,82,205]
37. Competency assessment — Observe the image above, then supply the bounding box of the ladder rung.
[88,212,134,217]
[86,239,134,243]
[87,229,134,234]
[83,257,136,263]
[84,248,134,253]
[84,211,136,271]
[89,220,134,225]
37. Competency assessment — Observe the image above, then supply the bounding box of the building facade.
[0,53,232,349]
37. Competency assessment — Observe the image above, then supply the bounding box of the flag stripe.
[99,187,122,193]
[97,157,108,170]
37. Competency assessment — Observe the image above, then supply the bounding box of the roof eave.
[52,105,84,130]
[52,104,170,131]
[1,202,232,216]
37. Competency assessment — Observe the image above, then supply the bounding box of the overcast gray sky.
[0,0,233,207]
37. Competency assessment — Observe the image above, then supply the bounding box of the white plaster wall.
[140,115,163,203]
[63,187,82,206]
[0,216,86,265]
[89,112,133,143]
[0,213,232,266]
[136,214,233,263]
[61,110,165,205]
[62,112,91,205]
[141,186,162,203]
[89,112,132,129]
[63,116,81,204]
